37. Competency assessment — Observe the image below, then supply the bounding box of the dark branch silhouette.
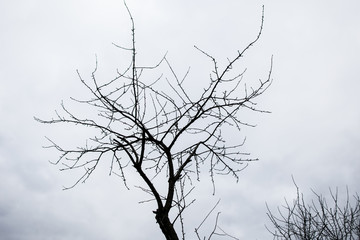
[266,181,360,240]
[36,4,272,240]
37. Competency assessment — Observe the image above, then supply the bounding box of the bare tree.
[266,182,360,240]
[36,4,272,240]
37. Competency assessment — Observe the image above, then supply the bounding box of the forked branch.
[36,4,271,240]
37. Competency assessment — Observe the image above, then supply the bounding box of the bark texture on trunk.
[155,211,179,240]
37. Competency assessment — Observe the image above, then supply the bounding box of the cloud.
[1,0,359,239]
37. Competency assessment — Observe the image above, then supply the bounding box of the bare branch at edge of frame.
[265,182,360,240]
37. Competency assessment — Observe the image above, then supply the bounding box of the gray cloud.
[1,0,360,239]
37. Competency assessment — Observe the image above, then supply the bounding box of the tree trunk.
[155,210,179,240]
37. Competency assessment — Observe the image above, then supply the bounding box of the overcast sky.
[1,0,360,239]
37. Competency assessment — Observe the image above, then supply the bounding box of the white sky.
[1,0,360,239]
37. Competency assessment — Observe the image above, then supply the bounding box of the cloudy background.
[1,0,360,239]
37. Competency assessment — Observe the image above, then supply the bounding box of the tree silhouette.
[266,182,360,240]
[36,4,272,240]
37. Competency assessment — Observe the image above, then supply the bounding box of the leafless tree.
[266,182,360,240]
[36,3,272,240]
